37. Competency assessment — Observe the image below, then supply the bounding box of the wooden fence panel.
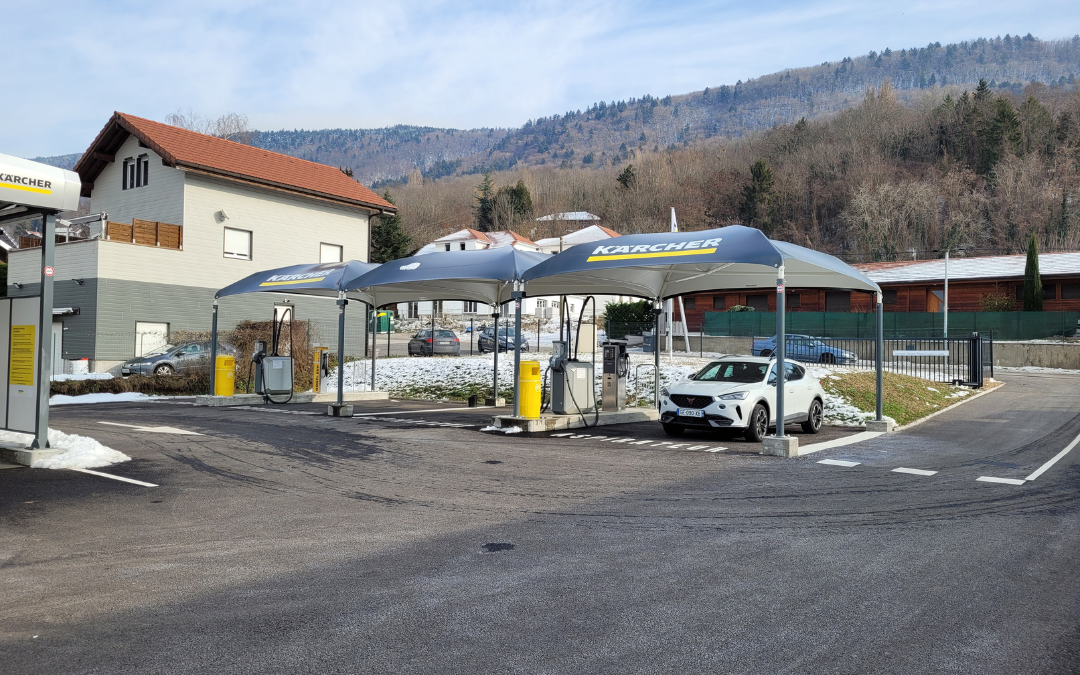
[133,218,158,246]
[158,223,182,250]
[106,221,132,242]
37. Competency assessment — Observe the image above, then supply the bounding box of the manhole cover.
[483,460,503,465]
[481,542,514,553]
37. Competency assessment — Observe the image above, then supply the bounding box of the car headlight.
[660,387,670,397]
[719,391,748,400]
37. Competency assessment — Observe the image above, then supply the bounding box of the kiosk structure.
[0,153,81,457]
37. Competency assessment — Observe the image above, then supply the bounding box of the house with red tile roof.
[417,227,541,254]
[8,112,394,372]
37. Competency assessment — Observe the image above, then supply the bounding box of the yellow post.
[214,354,235,396]
[518,361,542,419]
[312,346,329,392]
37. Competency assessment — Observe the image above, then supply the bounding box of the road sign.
[43,266,54,277]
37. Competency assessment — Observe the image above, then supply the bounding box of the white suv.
[659,356,825,442]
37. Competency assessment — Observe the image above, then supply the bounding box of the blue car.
[751,334,857,365]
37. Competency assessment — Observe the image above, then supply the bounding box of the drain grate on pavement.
[481,542,515,553]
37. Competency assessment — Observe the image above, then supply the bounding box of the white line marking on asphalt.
[353,407,483,416]
[630,440,653,445]
[977,476,1027,485]
[667,444,687,449]
[98,422,202,435]
[705,447,726,453]
[70,468,158,487]
[1026,432,1080,481]
[550,433,574,437]
[798,431,883,456]
[818,459,861,468]
[608,438,633,443]
[568,434,591,439]
[892,467,938,476]
[687,445,710,450]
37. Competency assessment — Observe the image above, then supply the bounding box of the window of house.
[1015,285,1025,302]
[825,291,851,312]
[122,155,149,190]
[883,289,898,305]
[713,296,726,310]
[223,227,252,260]
[1043,284,1058,301]
[536,299,547,308]
[464,301,478,313]
[444,243,451,251]
[407,302,419,319]
[746,295,769,311]
[320,243,343,263]
[1062,283,1080,300]
[786,292,801,308]
[683,297,696,311]
[459,243,466,250]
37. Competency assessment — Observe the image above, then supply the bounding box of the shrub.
[604,300,655,339]
[51,374,209,397]
[728,305,755,312]
[979,291,1016,312]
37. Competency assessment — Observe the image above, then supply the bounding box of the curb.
[893,381,1006,432]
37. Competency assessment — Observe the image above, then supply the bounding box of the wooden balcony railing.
[106,219,183,250]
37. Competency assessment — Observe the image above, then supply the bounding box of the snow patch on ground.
[0,428,131,469]
[997,366,1080,374]
[52,372,114,382]
[481,425,522,434]
[50,392,163,406]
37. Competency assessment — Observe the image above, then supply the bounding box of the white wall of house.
[8,240,101,284]
[91,135,186,226]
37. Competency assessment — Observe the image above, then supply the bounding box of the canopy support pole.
[512,289,524,417]
[775,270,786,438]
[32,213,56,450]
[492,311,501,405]
[370,305,377,393]
[653,300,662,409]
[336,293,346,407]
[876,291,884,421]
[209,299,219,398]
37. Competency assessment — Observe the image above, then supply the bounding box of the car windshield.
[435,330,456,338]
[144,344,175,356]
[692,361,769,383]
[497,328,516,337]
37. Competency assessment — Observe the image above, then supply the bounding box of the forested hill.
[33,35,1080,185]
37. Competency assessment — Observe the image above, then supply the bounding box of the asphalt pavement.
[1,370,1078,674]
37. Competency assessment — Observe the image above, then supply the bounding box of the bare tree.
[164,108,255,144]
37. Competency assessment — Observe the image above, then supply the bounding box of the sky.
[6,0,1079,158]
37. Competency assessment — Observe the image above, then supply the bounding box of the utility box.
[312,345,330,393]
[643,331,655,353]
[259,356,293,396]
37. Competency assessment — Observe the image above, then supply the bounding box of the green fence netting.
[701,311,1079,340]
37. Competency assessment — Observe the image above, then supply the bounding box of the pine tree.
[1023,232,1043,311]
[369,190,412,263]
[738,159,775,232]
[617,164,636,189]
[474,172,496,232]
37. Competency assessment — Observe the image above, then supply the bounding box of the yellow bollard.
[519,361,542,419]
[214,354,235,396]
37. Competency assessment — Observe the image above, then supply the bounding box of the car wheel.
[662,423,685,437]
[154,364,175,376]
[819,353,835,364]
[744,404,768,442]
[802,399,824,434]
[759,349,772,358]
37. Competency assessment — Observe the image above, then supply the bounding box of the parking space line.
[70,468,158,487]
[892,467,938,476]
[704,447,726,453]
[799,431,883,456]
[550,433,574,437]
[686,445,710,450]
[818,459,861,468]
[607,438,633,443]
[977,476,1027,485]
[1026,432,1080,481]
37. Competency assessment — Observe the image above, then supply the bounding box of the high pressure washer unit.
[601,340,630,411]
[548,296,597,419]
[251,307,295,403]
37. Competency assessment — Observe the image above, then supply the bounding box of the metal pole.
[653,300,662,409]
[876,291,884,421]
[944,250,949,338]
[209,299,219,397]
[492,311,500,404]
[470,317,474,356]
[32,213,56,450]
[678,297,690,352]
[430,304,435,357]
[386,310,390,357]
[336,293,346,407]
[370,305,377,392]
[775,268,786,438]
[512,290,524,416]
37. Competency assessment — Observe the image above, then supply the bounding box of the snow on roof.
[535,224,621,247]
[536,211,601,221]
[855,251,1080,284]
[431,228,491,243]
[486,231,540,250]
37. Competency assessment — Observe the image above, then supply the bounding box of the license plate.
[437,341,451,345]
[677,408,704,418]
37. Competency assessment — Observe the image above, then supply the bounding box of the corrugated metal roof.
[855,252,1080,284]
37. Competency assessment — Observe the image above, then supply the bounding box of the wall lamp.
[73,278,85,285]
[13,282,23,289]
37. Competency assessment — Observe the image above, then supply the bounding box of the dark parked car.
[751,334,857,365]
[408,329,461,356]
[477,326,530,353]
[121,342,236,376]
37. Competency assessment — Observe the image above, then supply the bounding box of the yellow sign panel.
[10,325,35,386]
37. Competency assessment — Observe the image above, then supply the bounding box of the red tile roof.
[74,112,395,211]
[597,225,621,238]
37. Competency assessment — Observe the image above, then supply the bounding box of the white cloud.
[4,0,1078,157]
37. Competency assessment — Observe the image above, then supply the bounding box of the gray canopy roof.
[216,261,378,303]
[521,225,880,299]
[342,248,550,307]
